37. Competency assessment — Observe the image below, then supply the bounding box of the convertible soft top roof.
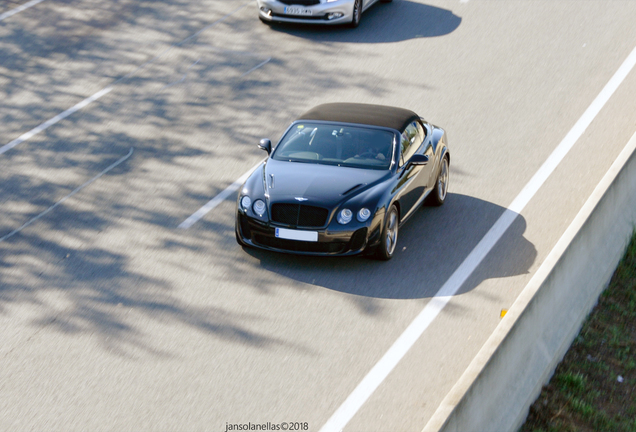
[298,103,420,132]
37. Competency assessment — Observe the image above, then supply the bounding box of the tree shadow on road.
[0,0,458,356]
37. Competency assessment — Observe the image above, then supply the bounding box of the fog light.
[260,7,272,16]
[326,12,343,20]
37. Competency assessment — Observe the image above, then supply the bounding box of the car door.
[395,121,427,218]
[416,120,435,189]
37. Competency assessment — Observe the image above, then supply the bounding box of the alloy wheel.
[385,209,398,256]
[437,157,449,201]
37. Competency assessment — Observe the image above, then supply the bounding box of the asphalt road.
[1,1,636,431]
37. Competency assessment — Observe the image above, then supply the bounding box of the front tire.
[375,205,399,260]
[427,155,449,206]
[349,0,362,28]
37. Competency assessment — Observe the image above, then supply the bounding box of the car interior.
[274,124,394,169]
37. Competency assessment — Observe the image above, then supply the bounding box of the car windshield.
[272,123,395,170]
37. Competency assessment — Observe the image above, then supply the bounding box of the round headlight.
[337,208,353,224]
[240,196,251,211]
[357,208,371,222]
[253,199,266,216]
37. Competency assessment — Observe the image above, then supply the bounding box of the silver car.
[257,0,391,27]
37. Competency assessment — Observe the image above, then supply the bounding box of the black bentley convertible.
[235,103,450,260]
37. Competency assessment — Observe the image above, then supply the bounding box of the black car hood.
[264,159,389,206]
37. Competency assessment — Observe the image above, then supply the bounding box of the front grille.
[253,235,346,254]
[271,12,327,20]
[278,0,320,5]
[271,204,328,227]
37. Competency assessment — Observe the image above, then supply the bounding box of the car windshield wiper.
[284,159,319,164]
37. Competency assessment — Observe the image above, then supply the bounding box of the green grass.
[520,230,636,432]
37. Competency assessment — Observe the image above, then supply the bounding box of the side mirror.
[408,154,429,166]
[258,139,272,155]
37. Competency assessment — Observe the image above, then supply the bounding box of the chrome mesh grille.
[271,203,328,227]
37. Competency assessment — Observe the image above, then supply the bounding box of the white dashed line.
[241,57,272,77]
[163,58,201,89]
[0,0,46,22]
[0,148,134,243]
[318,44,636,432]
[1,1,253,157]
[178,159,265,229]
[0,87,113,155]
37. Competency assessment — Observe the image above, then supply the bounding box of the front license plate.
[284,6,312,15]
[276,227,318,242]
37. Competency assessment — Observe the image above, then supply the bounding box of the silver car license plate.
[284,6,312,15]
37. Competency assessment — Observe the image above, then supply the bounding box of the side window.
[399,122,422,166]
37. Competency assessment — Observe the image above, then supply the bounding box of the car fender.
[237,162,268,217]
[429,126,450,186]
[342,174,396,216]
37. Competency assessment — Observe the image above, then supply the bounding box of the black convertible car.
[235,103,450,260]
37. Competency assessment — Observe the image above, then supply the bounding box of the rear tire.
[374,205,399,260]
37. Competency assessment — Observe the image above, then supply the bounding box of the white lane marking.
[0,0,45,22]
[241,57,272,77]
[163,58,201,89]
[178,159,265,229]
[0,87,113,155]
[318,44,636,432]
[177,2,251,47]
[0,148,134,243]
[117,2,252,84]
[425,128,636,432]
[0,2,251,156]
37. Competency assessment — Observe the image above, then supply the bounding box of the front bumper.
[236,212,382,256]
[257,0,354,25]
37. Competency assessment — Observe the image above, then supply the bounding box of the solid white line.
[424,128,636,432]
[0,0,45,22]
[0,87,113,155]
[0,148,133,243]
[318,44,636,432]
[178,159,265,229]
